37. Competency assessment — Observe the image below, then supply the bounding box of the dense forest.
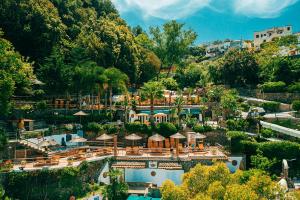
[1,0,300,117]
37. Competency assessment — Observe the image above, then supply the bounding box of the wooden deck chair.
[148,139,152,148]
[199,143,204,151]
[170,137,175,148]
[165,138,170,148]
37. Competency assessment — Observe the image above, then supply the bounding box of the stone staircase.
[18,139,47,153]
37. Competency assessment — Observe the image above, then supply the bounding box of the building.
[205,40,249,58]
[254,25,292,48]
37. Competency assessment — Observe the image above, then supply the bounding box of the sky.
[111,0,300,44]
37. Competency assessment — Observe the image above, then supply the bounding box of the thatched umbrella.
[73,111,88,124]
[125,134,142,147]
[149,134,165,142]
[170,132,186,157]
[70,136,87,147]
[96,133,113,147]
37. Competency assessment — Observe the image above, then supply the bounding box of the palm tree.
[140,81,165,126]
[174,94,184,126]
[95,71,108,113]
[104,68,129,114]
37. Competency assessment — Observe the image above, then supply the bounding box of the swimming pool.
[127,196,160,200]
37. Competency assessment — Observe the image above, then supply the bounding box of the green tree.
[105,169,128,200]
[251,149,277,171]
[220,90,238,119]
[104,68,129,113]
[220,49,259,86]
[0,30,34,115]
[0,128,8,151]
[149,20,197,76]
[140,81,165,125]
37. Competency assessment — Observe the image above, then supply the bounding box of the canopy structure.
[260,121,300,139]
[149,134,165,142]
[192,133,206,139]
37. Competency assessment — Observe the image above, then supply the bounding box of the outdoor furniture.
[165,139,170,148]
[34,157,46,167]
[170,137,175,148]
[104,147,113,155]
[93,148,104,156]
[198,143,204,151]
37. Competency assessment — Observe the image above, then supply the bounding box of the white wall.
[125,168,184,186]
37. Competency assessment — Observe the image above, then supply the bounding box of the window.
[263,40,266,43]
[287,27,291,31]
[256,35,259,38]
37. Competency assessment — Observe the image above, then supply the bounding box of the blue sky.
[112,0,300,44]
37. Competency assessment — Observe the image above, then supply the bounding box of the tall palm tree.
[104,68,129,114]
[174,94,184,126]
[140,81,165,126]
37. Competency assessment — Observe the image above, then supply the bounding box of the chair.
[34,157,46,167]
[126,147,133,155]
[165,138,170,148]
[133,147,140,155]
[170,137,175,148]
[199,143,204,151]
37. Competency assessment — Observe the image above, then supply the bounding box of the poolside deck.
[11,146,227,171]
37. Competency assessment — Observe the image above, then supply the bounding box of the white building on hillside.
[254,25,292,48]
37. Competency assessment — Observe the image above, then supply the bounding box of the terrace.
[10,140,227,171]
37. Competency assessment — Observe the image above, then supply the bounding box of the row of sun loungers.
[112,161,146,169]
[158,162,182,170]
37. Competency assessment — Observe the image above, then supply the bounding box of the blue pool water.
[127,196,160,200]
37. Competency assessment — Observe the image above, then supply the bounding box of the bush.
[261,102,280,113]
[260,128,275,138]
[259,81,286,93]
[125,123,152,135]
[103,124,118,134]
[239,102,250,112]
[156,123,177,137]
[85,122,103,133]
[226,119,249,131]
[288,82,300,93]
[292,100,300,112]
[193,124,213,133]
[226,131,248,153]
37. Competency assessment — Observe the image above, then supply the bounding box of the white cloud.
[111,0,211,20]
[112,0,298,20]
[232,0,298,18]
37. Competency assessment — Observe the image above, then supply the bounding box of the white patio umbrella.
[69,136,87,147]
[125,134,142,146]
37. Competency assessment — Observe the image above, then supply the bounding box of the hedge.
[226,119,249,131]
[259,81,286,93]
[125,123,152,135]
[288,82,300,93]
[226,131,248,153]
[193,124,213,133]
[292,100,300,112]
[261,102,280,113]
[155,123,177,137]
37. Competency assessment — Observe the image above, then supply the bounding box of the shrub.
[156,122,177,137]
[259,81,286,93]
[193,124,213,133]
[292,100,300,112]
[35,101,48,110]
[226,119,249,131]
[288,82,300,93]
[85,122,103,133]
[260,128,275,138]
[226,131,248,153]
[261,102,280,113]
[125,123,152,135]
[103,124,118,134]
[239,102,250,112]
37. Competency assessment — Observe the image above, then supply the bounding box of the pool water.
[127,196,160,200]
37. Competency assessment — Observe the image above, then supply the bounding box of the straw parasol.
[73,111,88,124]
[170,132,186,139]
[149,134,165,142]
[125,133,142,146]
[96,133,113,147]
[170,132,186,157]
[48,139,59,146]
[38,140,52,147]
